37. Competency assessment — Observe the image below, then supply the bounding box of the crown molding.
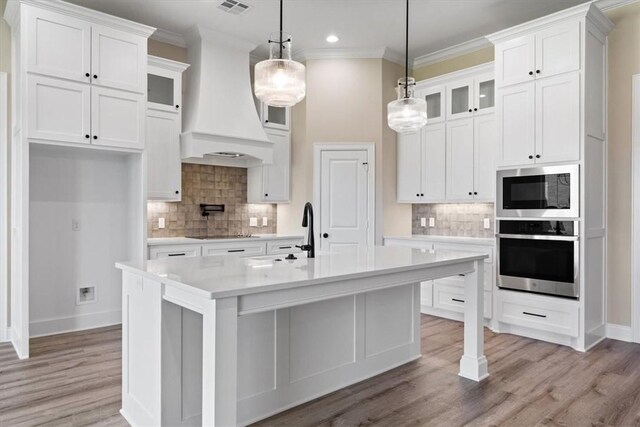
[150,28,188,48]
[148,55,190,72]
[595,0,639,11]
[292,47,405,65]
[412,37,492,69]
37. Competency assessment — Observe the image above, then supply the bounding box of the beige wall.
[413,46,494,81]
[148,39,188,63]
[277,58,409,240]
[606,2,640,326]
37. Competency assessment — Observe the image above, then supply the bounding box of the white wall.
[29,145,139,336]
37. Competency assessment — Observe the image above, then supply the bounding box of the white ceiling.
[66,0,592,61]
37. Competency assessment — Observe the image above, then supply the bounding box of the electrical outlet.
[158,218,166,229]
[72,219,81,231]
[420,217,426,227]
[249,217,258,227]
[483,218,491,229]
[76,285,97,305]
[262,217,268,226]
[429,217,435,227]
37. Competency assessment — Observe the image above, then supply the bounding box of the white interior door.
[318,149,371,252]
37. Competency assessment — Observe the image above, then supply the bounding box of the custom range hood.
[181,27,273,167]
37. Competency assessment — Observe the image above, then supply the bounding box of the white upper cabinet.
[247,129,291,203]
[146,56,189,201]
[20,2,154,151]
[446,118,475,201]
[91,86,145,149]
[421,124,446,201]
[147,110,181,200]
[396,131,423,203]
[473,114,497,201]
[535,22,581,80]
[474,73,496,116]
[91,25,147,93]
[494,21,580,88]
[261,103,290,131]
[495,35,535,87]
[27,74,91,144]
[446,79,474,120]
[535,72,580,164]
[497,82,536,167]
[25,7,92,83]
[417,86,445,124]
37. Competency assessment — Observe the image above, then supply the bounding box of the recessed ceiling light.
[326,35,339,43]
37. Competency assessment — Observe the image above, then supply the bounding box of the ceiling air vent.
[218,0,251,15]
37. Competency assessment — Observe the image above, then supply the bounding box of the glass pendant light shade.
[387,77,427,134]
[255,32,306,107]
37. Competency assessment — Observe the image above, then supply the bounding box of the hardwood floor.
[1,316,640,426]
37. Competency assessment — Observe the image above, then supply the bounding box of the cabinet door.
[263,130,290,202]
[25,6,91,83]
[535,72,580,164]
[446,118,475,201]
[27,75,91,144]
[495,34,535,88]
[473,114,497,201]
[474,73,495,116]
[535,21,580,80]
[147,111,181,201]
[91,24,147,93]
[147,67,182,113]
[421,123,446,201]
[417,85,445,124]
[496,82,535,167]
[446,79,474,120]
[261,103,290,131]
[396,131,423,203]
[91,87,145,150]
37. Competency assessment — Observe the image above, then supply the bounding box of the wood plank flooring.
[1,316,640,426]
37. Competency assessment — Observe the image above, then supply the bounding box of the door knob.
[322,233,329,238]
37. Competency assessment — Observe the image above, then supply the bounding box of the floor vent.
[218,0,251,15]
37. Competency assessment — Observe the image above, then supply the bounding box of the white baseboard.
[30,310,122,338]
[606,323,633,342]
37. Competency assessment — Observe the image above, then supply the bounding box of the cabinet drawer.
[420,281,433,307]
[266,239,303,255]
[149,245,201,260]
[433,283,492,318]
[433,242,493,264]
[202,242,266,257]
[496,290,579,337]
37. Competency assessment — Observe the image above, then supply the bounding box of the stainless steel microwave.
[497,165,579,218]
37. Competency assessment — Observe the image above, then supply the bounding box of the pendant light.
[387,0,427,134]
[254,0,306,108]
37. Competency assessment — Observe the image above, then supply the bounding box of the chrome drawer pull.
[168,253,186,257]
[228,249,245,253]
[452,298,465,303]
[523,311,547,318]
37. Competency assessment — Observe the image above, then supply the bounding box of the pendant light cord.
[279,0,284,59]
[405,0,409,99]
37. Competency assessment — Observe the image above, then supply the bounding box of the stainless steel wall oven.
[497,220,579,299]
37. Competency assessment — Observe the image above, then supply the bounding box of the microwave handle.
[496,233,579,242]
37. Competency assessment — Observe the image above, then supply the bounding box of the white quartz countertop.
[117,246,487,300]
[147,234,305,246]
[384,235,495,246]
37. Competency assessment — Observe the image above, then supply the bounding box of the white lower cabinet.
[148,238,304,260]
[496,290,579,338]
[149,245,201,260]
[384,238,495,321]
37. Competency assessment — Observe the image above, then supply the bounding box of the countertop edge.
[384,235,495,246]
[147,235,305,246]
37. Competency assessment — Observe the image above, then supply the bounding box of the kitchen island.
[116,245,488,426]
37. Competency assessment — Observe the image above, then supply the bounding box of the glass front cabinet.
[446,73,495,120]
[416,85,445,124]
[260,103,290,131]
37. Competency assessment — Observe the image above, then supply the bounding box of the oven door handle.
[496,233,579,242]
